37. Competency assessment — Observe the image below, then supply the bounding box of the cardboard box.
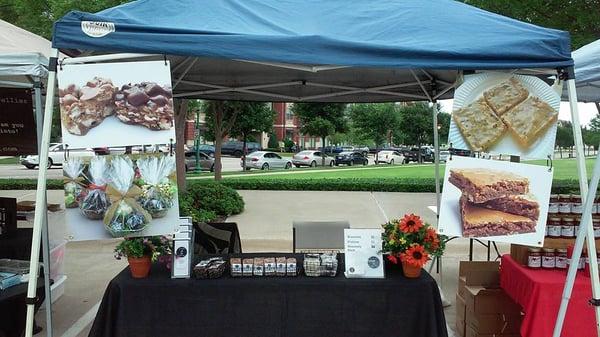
[464,285,521,315]
[466,310,522,334]
[456,293,466,337]
[466,326,520,337]
[458,261,500,298]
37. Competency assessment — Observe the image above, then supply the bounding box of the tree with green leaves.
[348,103,399,162]
[556,120,575,158]
[436,111,451,146]
[292,103,347,165]
[464,0,599,49]
[229,103,275,171]
[203,101,242,180]
[396,103,435,163]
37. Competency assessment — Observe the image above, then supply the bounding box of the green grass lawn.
[0,157,18,165]
[190,157,588,181]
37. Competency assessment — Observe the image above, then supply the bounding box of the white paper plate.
[449,72,560,160]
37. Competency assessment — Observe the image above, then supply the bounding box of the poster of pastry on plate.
[60,153,179,241]
[437,156,552,247]
[57,60,175,148]
[448,73,560,160]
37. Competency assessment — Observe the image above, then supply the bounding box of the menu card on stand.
[172,217,193,279]
[344,228,384,278]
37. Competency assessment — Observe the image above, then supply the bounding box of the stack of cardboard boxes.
[456,261,523,337]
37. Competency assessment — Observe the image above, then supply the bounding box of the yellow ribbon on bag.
[63,175,85,186]
[102,184,152,230]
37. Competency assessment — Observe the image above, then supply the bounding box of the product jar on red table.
[558,194,572,214]
[556,249,568,270]
[561,217,575,239]
[542,248,555,269]
[547,217,562,238]
[527,248,542,269]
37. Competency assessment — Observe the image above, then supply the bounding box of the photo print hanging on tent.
[448,72,560,160]
[57,60,175,148]
[437,156,553,247]
[61,153,179,241]
[0,88,37,155]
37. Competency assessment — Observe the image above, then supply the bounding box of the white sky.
[439,100,598,126]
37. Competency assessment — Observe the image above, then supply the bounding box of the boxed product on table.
[253,257,264,276]
[230,258,242,277]
[242,258,253,277]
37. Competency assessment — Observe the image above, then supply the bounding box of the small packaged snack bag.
[137,156,177,218]
[264,257,276,276]
[276,257,287,276]
[79,156,111,220]
[253,257,264,276]
[103,156,152,237]
[63,157,85,208]
[230,258,242,277]
[286,257,297,277]
[243,258,254,277]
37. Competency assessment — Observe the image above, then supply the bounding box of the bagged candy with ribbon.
[137,155,177,218]
[63,157,85,208]
[103,156,152,237]
[80,156,111,220]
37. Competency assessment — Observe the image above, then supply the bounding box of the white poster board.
[344,228,384,278]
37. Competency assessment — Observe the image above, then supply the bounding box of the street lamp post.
[194,109,201,174]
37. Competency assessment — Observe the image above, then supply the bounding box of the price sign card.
[344,228,384,278]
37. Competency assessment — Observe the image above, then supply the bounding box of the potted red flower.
[382,214,445,278]
[114,236,172,278]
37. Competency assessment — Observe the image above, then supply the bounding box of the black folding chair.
[193,222,242,254]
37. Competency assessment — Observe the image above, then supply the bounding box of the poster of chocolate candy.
[56,61,175,148]
[437,156,553,247]
[59,153,179,241]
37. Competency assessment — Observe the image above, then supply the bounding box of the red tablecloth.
[500,255,595,337]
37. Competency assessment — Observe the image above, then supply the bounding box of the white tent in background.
[562,39,600,106]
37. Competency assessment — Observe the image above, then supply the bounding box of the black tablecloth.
[89,253,448,337]
[0,277,45,337]
[0,228,33,260]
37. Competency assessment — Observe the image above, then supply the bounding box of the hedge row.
[0,177,584,194]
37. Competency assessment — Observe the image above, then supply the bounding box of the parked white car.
[20,143,95,169]
[242,151,292,170]
[375,150,405,165]
[439,150,450,162]
[292,150,335,167]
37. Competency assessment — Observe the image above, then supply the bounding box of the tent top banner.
[52,0,573,70]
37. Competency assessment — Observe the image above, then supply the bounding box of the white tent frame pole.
[60,53,155,64]
[25,48,59,337]
[552,77,600,337]
[0,80,33,88]
[34,77,53,337]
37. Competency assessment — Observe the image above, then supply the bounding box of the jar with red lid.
[594,219,600,239]
[571,195,583,215]
[559,194,572,214]
[548,194,560,213]
[542,248,556,269]
[556,249,568,269]
[561,217,575,238]
[528,248,542,269]
[547,217,562,238]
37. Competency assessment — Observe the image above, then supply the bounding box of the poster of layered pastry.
[449,73,560,160]
[62,153,179,241]
[57,60,175,148]
[438,156,553,246]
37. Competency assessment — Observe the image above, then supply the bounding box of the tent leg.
[432,102,441,221]
[34,77,53,337]
[25,49,58,337]
[552,78,600,337]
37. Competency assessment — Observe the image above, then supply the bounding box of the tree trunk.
[242,132,247,171]
[174,99,189,192]
[417,142,422,163]
[321,136,326,166]
[213,102,224,180]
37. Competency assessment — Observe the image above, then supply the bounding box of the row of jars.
[528,247,599,271]
[545,215,600,239]
[549,194,589,214]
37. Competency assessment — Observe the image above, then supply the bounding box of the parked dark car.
[449,148,473,157]
[404,147,434,163]
[221,141,261,157]
[320,146,343,155]
[335,151,369,166]
[191,144,215,157]
[184,151,214,172]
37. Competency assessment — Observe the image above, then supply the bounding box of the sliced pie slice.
[483,77,529,116]
[479,194,539,221]
[460,195,536,238]
[452,98,506,151]
[501,96,558,148]
[449,168,529,204]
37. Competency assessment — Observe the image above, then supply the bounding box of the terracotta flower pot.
[401,260,422,278]
[128,256,152,278]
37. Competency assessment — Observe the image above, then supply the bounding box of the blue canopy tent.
[22,1,595,337]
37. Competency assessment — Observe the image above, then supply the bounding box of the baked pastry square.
[460,195,536,237]
[449,168,529,203]
[501,96,558,148]
[483,77,529,116]
[479,194,539,221]
[452,98,506,151]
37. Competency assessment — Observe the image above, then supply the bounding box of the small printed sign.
[344,228,384,278]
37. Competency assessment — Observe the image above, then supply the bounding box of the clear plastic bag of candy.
[137,156,176,218]
[103,156,152,237]
[63,157,84,208]
[80,156,111,220]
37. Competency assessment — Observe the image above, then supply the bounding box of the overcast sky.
[438,100,598,127]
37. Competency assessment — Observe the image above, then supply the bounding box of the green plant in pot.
[114,236,172,278]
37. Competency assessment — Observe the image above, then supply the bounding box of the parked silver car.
[185,151,214,172]
[292,150,335,167]
[375,150,405,165]
[242,151,292,170]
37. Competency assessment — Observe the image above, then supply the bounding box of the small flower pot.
[401,260,422,278]
[128,256,152,278]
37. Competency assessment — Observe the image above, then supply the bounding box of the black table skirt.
[0,228,33,260]
[0,277,45,337]
[89,254,448,337]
